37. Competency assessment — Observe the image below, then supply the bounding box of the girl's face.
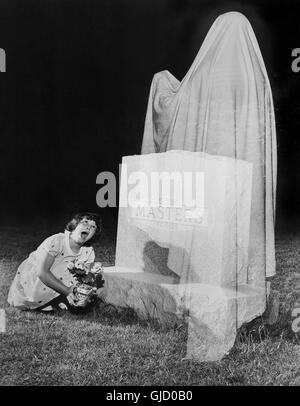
[71,218,97,245]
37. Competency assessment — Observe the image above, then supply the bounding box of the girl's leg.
[35,295,70,312]
[36,295,97,314]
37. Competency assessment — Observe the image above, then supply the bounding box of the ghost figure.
[141,12,277,287]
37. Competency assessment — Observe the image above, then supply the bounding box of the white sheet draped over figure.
[141,11,277,286]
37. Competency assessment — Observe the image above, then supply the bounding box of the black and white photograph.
[1,0,300,389]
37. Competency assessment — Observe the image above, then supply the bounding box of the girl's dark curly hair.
[65,212,102,246]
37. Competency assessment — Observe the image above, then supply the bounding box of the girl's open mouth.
[81,231,89,238]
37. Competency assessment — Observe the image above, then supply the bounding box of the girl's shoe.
[41,305,54,312]
[58,303,68,310]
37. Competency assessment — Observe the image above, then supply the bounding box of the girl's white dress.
[8,230,95,309]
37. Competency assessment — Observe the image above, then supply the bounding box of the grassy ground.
[1,221,300,386]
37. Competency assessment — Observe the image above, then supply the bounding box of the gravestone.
[99,150,266,361]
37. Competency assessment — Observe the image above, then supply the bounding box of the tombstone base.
[98,267,266,361]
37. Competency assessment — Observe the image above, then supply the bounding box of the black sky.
[0,0,299,229]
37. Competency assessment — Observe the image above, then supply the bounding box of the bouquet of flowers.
[66,260,105,307]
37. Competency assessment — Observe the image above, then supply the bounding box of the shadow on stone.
[143,241,179,280]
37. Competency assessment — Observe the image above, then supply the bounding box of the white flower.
[74,260,85,269]
[90,262,103,274]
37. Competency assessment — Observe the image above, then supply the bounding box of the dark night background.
[0,0,299,234]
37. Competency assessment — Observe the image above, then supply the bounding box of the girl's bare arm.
[37,251,71,296]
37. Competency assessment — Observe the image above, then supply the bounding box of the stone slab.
[116,151,252,288]
[99,266,266,361]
